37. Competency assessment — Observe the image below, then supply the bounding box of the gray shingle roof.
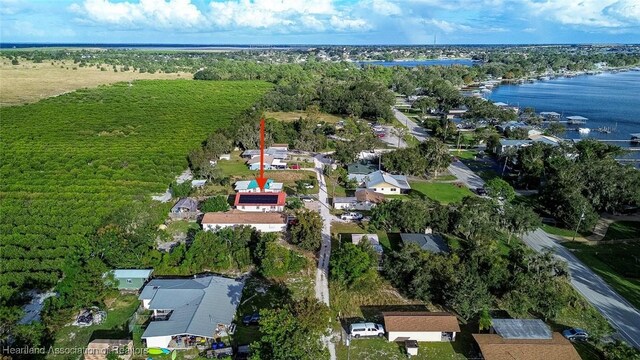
[112,269,153,279]
[400,233,450,253]
[492,319,552,340]
[139,275,244,339]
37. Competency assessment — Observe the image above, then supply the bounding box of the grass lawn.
[325,174,348,198]
[603,221,640,240]
[48,294,139,359]
[562,241,640,310]
[335,337,470,360]
[265,110,344,124]
[216,152,255,178]
[165,219,200,235]
[409,181,473,204]
[451,149,477,160]
[541,224,591,239]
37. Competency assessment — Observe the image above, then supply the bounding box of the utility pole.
[572,205,586,242]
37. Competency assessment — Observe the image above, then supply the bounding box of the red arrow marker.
[255,117,268,191]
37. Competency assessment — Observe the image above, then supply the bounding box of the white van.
[349,322,385,338]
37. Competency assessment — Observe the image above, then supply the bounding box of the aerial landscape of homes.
[1,39,640,360]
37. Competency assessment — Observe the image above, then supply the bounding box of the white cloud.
[525,0,640,28]
[69,0,204,29]
[329,16,371,31]
[370,0,402,16]
[208,0,335,29]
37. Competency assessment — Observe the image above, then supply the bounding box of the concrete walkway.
[585,214,640,242]
[523,229,640,349]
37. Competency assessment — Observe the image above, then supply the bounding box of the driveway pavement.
[523,229,640,349]
[448,160,486,190]
[311,158,337,360]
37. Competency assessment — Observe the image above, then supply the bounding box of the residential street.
[391,107,485,190]
[311,157,337,360]
[523,229,640,349]
[392,108,428,142]
[392,106,640,349]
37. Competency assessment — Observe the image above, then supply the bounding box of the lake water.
[358,59,475,67]
[488,71,640,164]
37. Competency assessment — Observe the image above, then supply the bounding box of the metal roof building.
[400,233,450,254]
[139,275,245,348]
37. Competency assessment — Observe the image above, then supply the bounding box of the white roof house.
[234,179,283,193]
[363,170,411,195]
[351,234,383,254]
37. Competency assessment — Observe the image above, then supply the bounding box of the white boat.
[578,128,591,134]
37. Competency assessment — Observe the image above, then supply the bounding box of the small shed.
[85,339,133,360]
[109,269,153,291]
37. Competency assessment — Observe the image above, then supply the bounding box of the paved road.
[311,157,337,360]
[378,125,407,148]
[523,229,640,349]
[392,108,428,142]
[391,108,485,190]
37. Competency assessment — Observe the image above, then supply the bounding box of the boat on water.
[578,128,591,134]
[631,133,640,144]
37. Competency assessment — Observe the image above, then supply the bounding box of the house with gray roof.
[400,233,450,254]
[169,198,198,220]
[139,275,244,349]
[362,170,411,195]
[490,318,552,340]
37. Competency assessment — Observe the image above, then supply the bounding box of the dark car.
[475,187,487,196]
[562,328,589,341]
[242,313,260,326]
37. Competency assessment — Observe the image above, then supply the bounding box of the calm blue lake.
[488,71,640,144]
[358,59,475,67]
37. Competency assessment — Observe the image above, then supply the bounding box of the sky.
[1,0,639,45]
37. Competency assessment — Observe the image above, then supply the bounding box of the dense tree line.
[512,140,640,231]
[382,138,451,176]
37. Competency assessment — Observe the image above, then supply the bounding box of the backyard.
[49,295,139,360]
[603,221,640,241]
[409,181,474,204]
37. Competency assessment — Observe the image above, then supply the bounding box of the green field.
[0,80,270,297]
[409,181,474,204]
[563,241,640,309]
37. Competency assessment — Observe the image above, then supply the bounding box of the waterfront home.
[400,233,450,254]
[169,197,198,220]
[234,192,286,212]
[495,139,533,155]
[139,275,244,349]
[201,211,287,233]
[234,179,283,193]
[383,312,460,342]
[472,318,580,360]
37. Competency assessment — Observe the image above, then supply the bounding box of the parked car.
[474,187,487,196]
[304,183,314,189]
[290,164,301,170]
[242,313,260,326]
[562,328,588,341]
[341,212,363,221]
[300,195,314,202]
[349,322,385,338]
[376,133,385,138]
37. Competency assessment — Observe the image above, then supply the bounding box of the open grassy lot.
[563,241,640,309]
[335,336,471,360]
[49,294,139,360]
[0,80,270,297]
[409,181,474,204]
[265,110,344,123]
[541,224,592,239]
[603,221,640,240]
[0,60,189,106]
[451,149,477,160]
